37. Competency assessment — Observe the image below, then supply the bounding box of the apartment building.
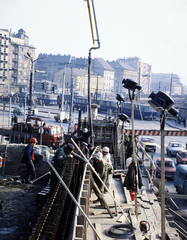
[54,67,104,97]
[117,57,152,94]
[0,28,36,95]
[0,29,9,93]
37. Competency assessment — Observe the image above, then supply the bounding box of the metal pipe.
[71,138,131,223]
[31,171,50,183]
[47,159,102,240]
[86,0,100,144]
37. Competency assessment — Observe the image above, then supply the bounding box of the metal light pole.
[8,93,12,127]
[122,79,142,220]
[160,111,166,240]
[68,68,74,133]
[148,91,178,240]
[8,68,17,127]
[24,53,47,117]
[130,90,138,219]
[24,92,29,121]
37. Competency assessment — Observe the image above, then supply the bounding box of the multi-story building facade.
[151,73,182,96]
[0,29,9,93]
[91,58,115,97]
[0,28,36,95]
[117,57,152,95]
[108,60,137,96]
[54,67,104,97]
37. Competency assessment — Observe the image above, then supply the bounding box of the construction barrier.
[124,129,187,136]
[0,157,3,168]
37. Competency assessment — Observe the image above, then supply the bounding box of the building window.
[19,71,22,75]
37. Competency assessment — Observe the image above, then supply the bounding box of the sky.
[1,0,187,85]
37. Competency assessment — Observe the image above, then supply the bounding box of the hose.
[105,224,136,239]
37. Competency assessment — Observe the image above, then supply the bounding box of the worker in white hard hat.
[92,152,107,203]
[79,128,91,143]
[102,146,113,191]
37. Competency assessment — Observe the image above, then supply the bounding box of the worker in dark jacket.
[126,134,133,158]
[92,152,107,203]
[50,143,88,195]
[21,137,37,184]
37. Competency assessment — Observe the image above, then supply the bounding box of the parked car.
[155,158,176,178]
[13,107,24,116]
[139,136,157,152]
[174,165,187,194]
[176,150,187,164]
[54,113,68,123]
[166,141,184,157]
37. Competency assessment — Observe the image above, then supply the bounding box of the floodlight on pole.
[148,91,178,240]
[122,78,142,219]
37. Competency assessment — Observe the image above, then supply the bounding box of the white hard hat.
[83,128,88,133]
[95,152,103,161]
[102,147,109,153]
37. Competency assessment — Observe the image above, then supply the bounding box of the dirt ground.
[0,175,47,240]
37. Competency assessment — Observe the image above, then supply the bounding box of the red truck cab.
[43,125,64,149]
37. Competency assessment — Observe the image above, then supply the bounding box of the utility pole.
[24,53,47,117]
[68,68,74,133]
[170,73,173,96]
[96,74,99,100]
[138,62,141,99]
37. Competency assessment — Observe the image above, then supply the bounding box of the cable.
[105,224,136,239]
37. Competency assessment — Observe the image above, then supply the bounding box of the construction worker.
[87,143,95,157]
[126,134,133,158]
[92,152,107,203]
[50,143,88,195]
[80,128,91,143]
[14,113,18,124]
[102,146,113,191]
[21,137,37,184]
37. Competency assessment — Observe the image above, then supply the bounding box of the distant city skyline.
[1,0,187,85]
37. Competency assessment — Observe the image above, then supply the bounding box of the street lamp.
[122,78,142,219]
[24,53,47,117]
[8,91,14,127]
[8,68,17,127]
[148,91,178,240]
[24,92,29,121]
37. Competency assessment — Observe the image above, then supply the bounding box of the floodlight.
[122,78,142,91]
[118,113,130,123]
[116,93,124,102]
[148,91,178,117]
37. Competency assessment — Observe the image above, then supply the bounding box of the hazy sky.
[1,0,187,85]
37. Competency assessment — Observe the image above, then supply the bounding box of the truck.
[0,117,64,149]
